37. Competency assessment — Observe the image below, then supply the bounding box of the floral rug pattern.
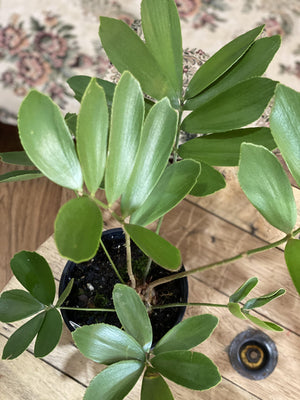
[0,0,299,124]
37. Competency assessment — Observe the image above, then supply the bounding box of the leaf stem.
[143,217,164,282]
[124,228,136,288]
[151,302,228,310]
[147,230,295,292]
[100,238,125,284]
[59,306,115,312]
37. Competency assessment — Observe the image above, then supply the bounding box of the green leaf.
[270,84,300,187]
[99,17,178,107]
[67,75,115,106]
[185,35,280,110]
[0,151,34,166]
[18,90,83,190]
[284,239,300,295]
[73,323,145,364]
[182,78,276,134]
[77,78,109,195]
[124,224,181,271]
[121,97,178,216]
[64,113,77,137]
[185,25,264,99]
[2,313,45,359]
[0,290,44,322]
[178,128,276,166]
[189,162,226,197]
[243,312,284,331]
[84,360,144,400]
[0,170,43,183]
[10,251,55,305]
[141,367,174,400]
[141,0,182,97]
[153,314,218,355]
[105,72,144,205]
[229,277,258,303]
[113,284,152,352]
[34,308,63,357]
[228,303,247,320]
[130,160,200,226]
[238,143,297,233]
[151,350,221,390]
[54,197,103,262]
[243,288,285,310]
[55,278,74,307]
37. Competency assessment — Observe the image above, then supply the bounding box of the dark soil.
[59,229,187,345]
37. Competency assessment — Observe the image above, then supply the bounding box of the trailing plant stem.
[151,302,228,310]
[125,229,136,288]
[147,230,296,292]
[100,238,125,284]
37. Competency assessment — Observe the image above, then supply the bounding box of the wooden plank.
[187,278,300,400]
[160,200,300,334]
[187,167,300,249]
[0,334,86,400]
[0,162,63,290]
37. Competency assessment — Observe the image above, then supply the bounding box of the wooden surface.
[0,167,300,399]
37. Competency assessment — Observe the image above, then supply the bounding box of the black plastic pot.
[59,228,188,344]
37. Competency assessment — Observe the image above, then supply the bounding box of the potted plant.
[0,0,300,398]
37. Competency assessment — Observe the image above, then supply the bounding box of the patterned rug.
[0,0,299,124]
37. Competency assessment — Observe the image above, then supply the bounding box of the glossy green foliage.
[141,367,174,400]
[10,251,55,305]
[189,162,225,197]
[228,277,285,330]
[178,127,276,166]
[243,313,284,332]
[55,278,74,308]
[182,78,276,134]
[141,0,182,98]
[72,323,145,364]
[0,170,43,183]
[151,351,221,390]
[105,72,144,205]
[0,151,34,166]
[124,224,181,271]
[0,290,44,322]
[270,84,300,187]
[153,314,218,355]
[243,289,285,310]
[130,160,200,226]
[2,313,45,359]
[229,277,258,303]
[64,113,77,136]
[121,98,177,216]
[185,35,280,110]
[84,360,144,400]
[113,284,152,352]
[54,197,103,262]
[67,75,115,106]
[99,17,178,107]
[284,239,300,295]
[34,308,63,358]
[185,25,264,99]
[77,78,109,195]
[18,90,83,190]
[238,143,297,233]
[228,303,246,320]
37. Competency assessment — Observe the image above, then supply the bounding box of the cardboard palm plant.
[0,0,300,398]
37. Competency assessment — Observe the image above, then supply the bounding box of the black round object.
[59,228,188,345]
[228,329,278,380]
